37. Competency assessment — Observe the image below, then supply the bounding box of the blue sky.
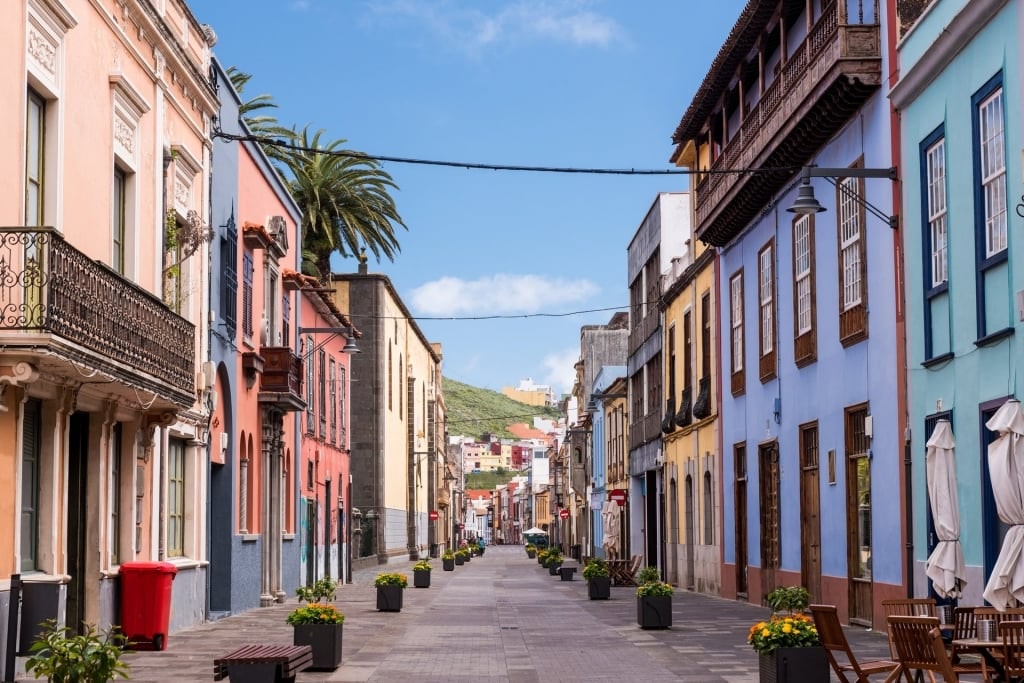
[192,0,746,395]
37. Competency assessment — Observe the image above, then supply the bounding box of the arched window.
[703,470,714,544]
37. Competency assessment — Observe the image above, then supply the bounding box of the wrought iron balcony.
[259,346,305,411]
[0,227,194,404]
[693,3,882,245]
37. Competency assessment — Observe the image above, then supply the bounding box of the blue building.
[590,365,627,559]
[671,0,903,629]
[890,0,1022,606]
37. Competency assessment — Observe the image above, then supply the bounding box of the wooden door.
[846,404,873,626]
[734,443,749,597]
[800,422,822,604]
[759,442,780,601]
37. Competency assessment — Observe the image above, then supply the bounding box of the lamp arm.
[826,177,898,229]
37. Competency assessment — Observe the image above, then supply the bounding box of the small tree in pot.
[26,620,129,683]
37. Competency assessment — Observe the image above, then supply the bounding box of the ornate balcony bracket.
[0,362,39,413]
[242,351,264,389]
[139,410,177,462]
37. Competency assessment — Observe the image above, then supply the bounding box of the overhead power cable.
[212,129,799,177]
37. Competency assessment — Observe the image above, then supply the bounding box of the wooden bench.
[213,644,313,683]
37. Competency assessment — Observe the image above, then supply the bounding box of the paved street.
[119,545,900,682]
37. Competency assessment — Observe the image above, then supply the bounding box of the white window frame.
[926,138,948,286]
[978,88,1007,257]
[759,246,774,356]
[730,274,743,372]
[794,214,812,334]
[839,177,863,310]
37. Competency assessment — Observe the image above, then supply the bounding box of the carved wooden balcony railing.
[259,346,305,411]
[693,3,882,246]
[0,227,194,403]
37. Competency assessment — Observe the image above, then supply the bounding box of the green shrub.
[582,558,609,580]
[413,559,432,572]
[286,603,345,625]
[636,565,661,584]
[374,572,409,588]
[296,576,337,603]
[26,620,130,683]
[636,580,673,598]
[766,586,810,615]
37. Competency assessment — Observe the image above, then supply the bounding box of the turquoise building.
[890,0,1022,605]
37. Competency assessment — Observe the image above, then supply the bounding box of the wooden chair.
[809,604,899,683]
[883,599,938,659]
[998,620,1024,682]
[887,616,965,682]
[947,607,984,676]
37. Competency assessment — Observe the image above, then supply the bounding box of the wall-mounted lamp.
[787,166,899,229]
[587,390,626,413]
[298,325,361,354]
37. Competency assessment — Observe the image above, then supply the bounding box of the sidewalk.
[119,545,901,682]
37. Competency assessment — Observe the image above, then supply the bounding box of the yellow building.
[660,202,720,595]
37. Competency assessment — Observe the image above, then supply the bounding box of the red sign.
[559,508,570,519]
[429,510,439,520]
[608,489,628,505]
[458,523,465,530]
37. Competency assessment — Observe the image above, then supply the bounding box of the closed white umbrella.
[925,420,965,598]
[602,500,620,558]
[983,399,1024,610]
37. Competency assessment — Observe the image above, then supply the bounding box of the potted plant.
[374,572,408,612]
[525,543,537,559]
[287,602,344,671]
[295,576,337,603]
[413,559,432,588]
[454,548,467,566]
[546,550,564,575]
[442,550,456,571]
[636,566,673,629]
[536,548,549,566]
[583,558,611,600]
[26,620,129,683]
[749,586,826,683]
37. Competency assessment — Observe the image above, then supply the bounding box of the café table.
[950,637,1007,682]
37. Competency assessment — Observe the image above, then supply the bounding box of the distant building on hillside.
[502,378,557,407]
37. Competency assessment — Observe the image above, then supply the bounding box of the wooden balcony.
[694,6,882,246]
[259,346,305,411]
[0,227,194,406]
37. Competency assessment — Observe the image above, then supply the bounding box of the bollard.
[4,573,21,683]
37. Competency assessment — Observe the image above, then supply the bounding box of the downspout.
[158,148,172,561]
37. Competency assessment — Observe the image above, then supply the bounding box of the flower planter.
[376,585,404,612]
[293,622,343,671]
[548,562,561,576]
[637,595,672,629]
[413,570,431,588]
[442,558,455,571]
[558,567,576,581]
[455,555,465,566]
[526,550,536,559]
[587,576,611,600]
[757,647,828,683]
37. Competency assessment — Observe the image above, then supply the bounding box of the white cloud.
[368,0,623,52]
[410,274,599,316]
[540,347,578,395]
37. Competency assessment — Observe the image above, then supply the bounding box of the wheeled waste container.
[119,561,177,650]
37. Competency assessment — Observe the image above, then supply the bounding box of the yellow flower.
[761,628,770,637]
[782,624,792,634]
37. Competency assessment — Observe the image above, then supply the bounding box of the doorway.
[684,475,695,589]
[799,422,822,604]
[845,404,873,626]
[734,443,749,598]
[759,441,780,602]
[305,498,316,586]
[66,411,89,633]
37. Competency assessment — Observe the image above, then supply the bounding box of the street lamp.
[297,325,361,354]
[786,166,899,229]
[587,390,626,413]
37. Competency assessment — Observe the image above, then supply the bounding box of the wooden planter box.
[413,570,431,588]
[636,595,672,629]
[442,558,455,571]
[587,576,611,599]
[376,585,404,612]
[292,623,342,671]
[757,647,828,683]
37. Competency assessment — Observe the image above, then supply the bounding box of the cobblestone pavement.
[107,545,972,682]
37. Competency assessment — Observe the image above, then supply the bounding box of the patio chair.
[998,620,1024,682]
[809,604,899,683]
[946,607,984,676]
[887,615,968,682]
[882,599,938,659]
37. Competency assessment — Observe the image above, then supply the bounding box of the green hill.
[442,377,561,440]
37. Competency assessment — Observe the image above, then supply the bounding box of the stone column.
[259,408,273,606]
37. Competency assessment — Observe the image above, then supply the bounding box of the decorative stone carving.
[27,27,57,76]
[0,362,40,413]
[114,116,134,155]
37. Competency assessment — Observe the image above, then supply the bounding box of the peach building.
[0,0,217,647]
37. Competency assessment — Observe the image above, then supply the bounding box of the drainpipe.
[158,148,172,561]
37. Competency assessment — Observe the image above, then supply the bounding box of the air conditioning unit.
[654,452,665,468]
[219,432,229,452]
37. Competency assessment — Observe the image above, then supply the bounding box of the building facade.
[0,0,217,651]
[671,0,904,628]
[890,0,1022,604]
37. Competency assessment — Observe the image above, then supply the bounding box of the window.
[978,86,1007,257]
[703,470,713,544]
[758,240,777,381]
[792,214,817,365]
[338,365,347,442]
[305,335,315,433]
[242,252,254,339]
[26,90,46,226]
[221,214,237,332]
[730,271,745,395]
[683,311,693,394]
[837,166,869,345]
[329,357,337,444]
[388,347,393,411]
[113,169,126,273]
[167,438,186,557]
[318,349,327,439]
[925,138,948,287]
[700,292,711,380]
[21,398,42,572]
[972,75,1010,340]
[264,264,280,345]
[281,293,290,348]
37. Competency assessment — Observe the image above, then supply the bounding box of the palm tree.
[225,67,293,163]
[277,126,406,279]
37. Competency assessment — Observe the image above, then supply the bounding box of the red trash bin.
[119,561,177,651]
